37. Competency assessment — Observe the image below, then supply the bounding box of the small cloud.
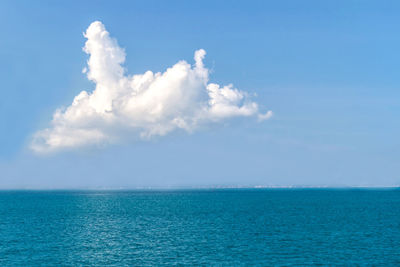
[31,21,271,153]
[258,111,273,121]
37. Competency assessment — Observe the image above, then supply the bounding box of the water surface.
[0,189,399,265]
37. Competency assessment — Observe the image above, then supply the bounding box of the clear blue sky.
[1,0,399,188]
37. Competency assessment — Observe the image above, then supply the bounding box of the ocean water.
[0,189,399,266]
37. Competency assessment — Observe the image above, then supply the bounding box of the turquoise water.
[0,189,399,266]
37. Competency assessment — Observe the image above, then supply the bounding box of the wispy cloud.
[31,21,271,153]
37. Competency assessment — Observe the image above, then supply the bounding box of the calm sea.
[0,189,399,266]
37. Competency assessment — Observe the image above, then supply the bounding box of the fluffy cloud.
[31,21,272,153]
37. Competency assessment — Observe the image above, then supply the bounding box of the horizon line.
[0,185,399,191]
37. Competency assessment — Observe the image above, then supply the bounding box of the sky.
[1,0,400,188]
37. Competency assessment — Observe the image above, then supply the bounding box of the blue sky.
[1,0,399,188]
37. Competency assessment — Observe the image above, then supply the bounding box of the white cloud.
[31,21,271,153]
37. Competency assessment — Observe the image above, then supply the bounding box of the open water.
[0,189,399,266]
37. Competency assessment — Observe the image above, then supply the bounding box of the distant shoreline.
[0,186,399,191]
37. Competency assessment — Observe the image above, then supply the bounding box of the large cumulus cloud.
[31,21,272,153]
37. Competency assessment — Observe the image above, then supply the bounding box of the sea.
[0,189,399,266]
